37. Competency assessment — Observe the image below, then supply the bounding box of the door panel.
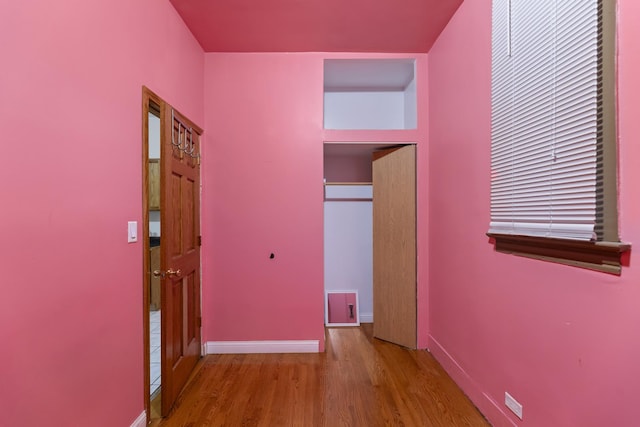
[372,145,417,349]
[161,107,202,415]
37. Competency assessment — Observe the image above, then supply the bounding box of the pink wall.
[0,1,203,426]
[428,1,640,426]
[324,154,372,183]
[201,53,430,350]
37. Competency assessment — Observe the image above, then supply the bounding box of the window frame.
[487,0,630,275]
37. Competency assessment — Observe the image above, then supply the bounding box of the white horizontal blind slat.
[552,0,599,236]
[490,0,600,241]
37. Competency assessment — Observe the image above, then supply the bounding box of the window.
[488,0,629,274]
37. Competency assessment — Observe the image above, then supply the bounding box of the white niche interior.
[323,58,417,130]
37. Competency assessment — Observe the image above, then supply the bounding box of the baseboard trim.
[205,340,320,354]
[130,411,146,427]
[428,335,518,427]
[359,313,373,323]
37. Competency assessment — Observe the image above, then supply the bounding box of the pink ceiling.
[169,0,463,53]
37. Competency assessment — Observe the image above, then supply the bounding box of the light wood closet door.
[372,145,416,349]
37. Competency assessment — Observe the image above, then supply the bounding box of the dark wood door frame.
[142,87,162,423]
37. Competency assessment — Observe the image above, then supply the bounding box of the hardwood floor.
[151,324,490,427]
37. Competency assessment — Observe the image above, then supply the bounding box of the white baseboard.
[130,411,146,427]
[204,340,320,354]
[359,313,373,323]
[428,335,517,427]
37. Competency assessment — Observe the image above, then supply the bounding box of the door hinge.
[197,316,202,327]
[198,235,202,246]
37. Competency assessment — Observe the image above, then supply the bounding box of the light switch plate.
[128,221,138,243]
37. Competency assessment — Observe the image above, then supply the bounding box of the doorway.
[142,87,203,421]
[323,143,417,348]
[146,98,162,417]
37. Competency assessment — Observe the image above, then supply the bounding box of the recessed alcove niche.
[323,58,417,130]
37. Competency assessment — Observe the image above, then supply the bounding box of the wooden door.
[161,107,202,415]
[372,145,417,349]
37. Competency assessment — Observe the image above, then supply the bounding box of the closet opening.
[323,142,417,347]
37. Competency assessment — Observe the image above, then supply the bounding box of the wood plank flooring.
[151,324,490,427]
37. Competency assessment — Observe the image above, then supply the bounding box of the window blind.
[490,0,601,241]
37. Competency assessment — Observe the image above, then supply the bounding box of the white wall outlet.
[505,391,523,420]
[128,221,138,243]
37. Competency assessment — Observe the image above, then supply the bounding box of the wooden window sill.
[487,233,631,275]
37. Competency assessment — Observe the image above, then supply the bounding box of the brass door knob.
[152,269,182,278]
[166,268,182,278]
